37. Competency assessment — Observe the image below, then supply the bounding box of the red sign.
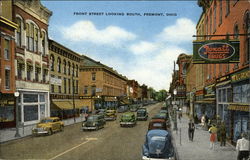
[198,42,235,61]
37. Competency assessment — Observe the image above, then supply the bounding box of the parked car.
[82,114,106,131]
[152,113,171,128]
[32,117,64,136]
[130,104,139,112]
[117,105,129,113]
[148,119,167,131]
[137,108,148,121]
[142,129,175,160]
[120,112,137,127]
[105,109,117,121]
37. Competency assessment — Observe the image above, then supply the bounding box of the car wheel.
[48,129,53,135]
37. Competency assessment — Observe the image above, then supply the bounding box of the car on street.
[148,119,167,131]
[159,110,169,118]
[130,104,139,112]
[105,109,117,121]
[120,112,137,127]
[136,108,148,121]
[32,117,64,136]
[82,114,106,131]
[117,105,129,113]
[152,113,171,129]
[142,129,175,160]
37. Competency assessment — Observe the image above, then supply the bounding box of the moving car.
[142,129,175,160]
[148,119,167,131]
[152,113,171,129]
[82,114,106,131]
[32,117,64,136]
[120,112,137,127]
[137,108,148,121]
[105,109,117,121]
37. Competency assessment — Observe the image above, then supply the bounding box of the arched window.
[68,62,71,75]
[25,21,39,52]
[41,31,46,55]
[57,57,61,73]
[244,11,250,64]
[16,18,22,47]
[63,59,67,74]
[72,63,75,77]
[50,55,55,71]
[76,65,78,77]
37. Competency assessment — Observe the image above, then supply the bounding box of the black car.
[82,114,106,131]
[137,108,148,121]
[142,129,175,160]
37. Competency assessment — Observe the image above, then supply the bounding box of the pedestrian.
[219,121,226,146]
[236,133,249,160]
[188,119,195,141]
[208,124,217,150]
[201,114,206,130]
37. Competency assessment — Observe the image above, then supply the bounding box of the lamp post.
[173,89,178,131]
[14,91,20,137]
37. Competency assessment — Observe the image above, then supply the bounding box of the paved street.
[0,103,162,160]
[171,114,237,160]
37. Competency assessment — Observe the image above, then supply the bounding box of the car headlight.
[82,123,85,127]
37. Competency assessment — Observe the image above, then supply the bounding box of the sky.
[42,1,202,91]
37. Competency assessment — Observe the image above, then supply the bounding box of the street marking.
[49,138,97,160]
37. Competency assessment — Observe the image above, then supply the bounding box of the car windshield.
[41,119,53,123]
[87,116,98,121]
[151,136,166,142]
[122,114,132,118]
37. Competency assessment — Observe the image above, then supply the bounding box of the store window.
[23,94,38,103]
[233,84,250,103]
[24,105,38,122]
[39,94,45,102]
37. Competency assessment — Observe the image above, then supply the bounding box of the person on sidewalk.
[219,121,226,147]
[208,124,217,150]
[236,133,249,160]
[188,119,195,141]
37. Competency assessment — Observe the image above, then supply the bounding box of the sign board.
[193,40,239,64]
[50,77,62,85]
[231,69,250,83]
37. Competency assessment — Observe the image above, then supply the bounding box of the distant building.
[79,55,127,111]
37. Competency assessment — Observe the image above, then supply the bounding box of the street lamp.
[173,89,178,131]
[14,91,20,137]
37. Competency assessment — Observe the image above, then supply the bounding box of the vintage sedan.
[142,129,175,160]
[137,108,148,121]
[82,114,106,131]
[32,117,64,136]
[105,109,117,121]
[148,119,167,131]
[120,112,137,127]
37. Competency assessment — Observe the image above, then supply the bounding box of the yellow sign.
[228,104,249,112]
[231,69,250,83]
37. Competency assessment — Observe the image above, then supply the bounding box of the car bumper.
[105,117,116,120]
[82,126,97,130]
[137,116,147,120]
[32,129,49,135]
[142,156,175,160]
[120,122,136,126]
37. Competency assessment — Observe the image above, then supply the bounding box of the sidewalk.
[171,114,237,160]
[0,117,84,143]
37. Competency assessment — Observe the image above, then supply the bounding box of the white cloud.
[157,18,196,44]
[61,20,136,46]
[129,41,157,55]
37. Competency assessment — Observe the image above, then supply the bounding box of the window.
[209,11,212,36]
[57,58,61,73]
[50,55,54,71]
[226,0,230,16]
[58,86,61,93]
[233,84,250,103]
[23,94,38,103]
[24,105,38,122]
[63,60,67,74]
[234,24,239,39]
[35,67,40,82]
[29,23,34,51]
[84,86,88,94]
[16,18,22,47]
[76,65,78,77]
[26,23,29,48]
[42,69,47,83]
[92,72,96,81]
[17,63,23,79]
[213,3,217,33]
[91,85,96,96]
[41,32,45,55]
[76,80,78,94]
[5,69,10,89]
[27,66,32,81]
[72,64,75,77]
[64,78,67,94]
[51,84,54,93]
[34,28,38,52]
[219,0,222,25]
[68,62,71,75]
[4,39,10,60]
[68,79,71,94]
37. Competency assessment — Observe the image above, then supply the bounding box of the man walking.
[236,133,249,160]
[188,119,195,141]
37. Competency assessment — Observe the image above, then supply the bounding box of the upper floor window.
[72,63,75,77]
[92,72,96,81]
[234,24,239,39]
[34,28,38,52]
[76,65,78,77]
[16,18,22,47]
[84,86,88,94]
[68,62,71,75]
[226,0,230,16]
[63,60,67,74]
[41,32,46,55]
[91,85,96,96]
[5,68,10,90]
[50,55,55,71]
[57,57,61,73]
[209,11,212,36]
[213,3,217,33]
[4,39,10,60]
[219,0,222,25]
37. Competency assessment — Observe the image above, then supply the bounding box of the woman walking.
[208,124,217,150]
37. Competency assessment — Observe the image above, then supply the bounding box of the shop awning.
[69,100,85,109]
[228,103,249,112]
[195,98,215,104]
[216,80,231,87]
[53,101,73,110]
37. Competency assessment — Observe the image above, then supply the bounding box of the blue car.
[142,129,175,160]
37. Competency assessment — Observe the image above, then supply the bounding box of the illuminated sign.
[193,40,239,64]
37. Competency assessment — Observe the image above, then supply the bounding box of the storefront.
[0,94,15,129]
[17,90,49,126]
[229,68,250,143]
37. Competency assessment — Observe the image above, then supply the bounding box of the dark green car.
[120,112,137,127]
[82,114,106,131]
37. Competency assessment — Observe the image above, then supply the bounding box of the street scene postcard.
[0,0,249,160]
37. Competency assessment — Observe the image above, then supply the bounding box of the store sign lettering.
[228,105,249,112]
[231,70,250,82]
[198,42,235,61]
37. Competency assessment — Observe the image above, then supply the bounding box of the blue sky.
[42,1,202,91]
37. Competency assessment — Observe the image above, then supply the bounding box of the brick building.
[0,1,18,128]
